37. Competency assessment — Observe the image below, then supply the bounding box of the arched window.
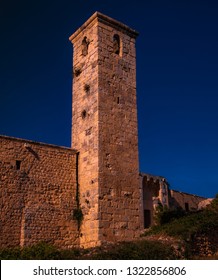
[113,34,120,55]
[81,36,89,56]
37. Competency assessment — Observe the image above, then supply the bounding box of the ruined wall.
[0,135,79,249]
[141,174,169,227]
[142,176,159,227]
[170,190,206,211]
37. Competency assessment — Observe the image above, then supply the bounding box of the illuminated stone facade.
[0,12,209,249]
[69,12,142,247]
[0,12,142,249]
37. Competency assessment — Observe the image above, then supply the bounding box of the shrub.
[154,205,186,226]
[0,240,177,260]
[0,247,21,260]
[0,242,81,260]
[88,240,178,260]
[145,194,218,258]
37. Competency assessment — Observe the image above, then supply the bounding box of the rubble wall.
[0,135,79,248]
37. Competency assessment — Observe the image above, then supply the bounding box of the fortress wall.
[70,12,142,246]
[0,135,79,249]
[96,14,142,242]
[70,15,101,247]
[170,189,206,211]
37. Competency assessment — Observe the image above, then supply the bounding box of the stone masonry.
[0,135,79,248]
[170,189,206,211]
[69,12,142,247]
[0,12,142,249]
[0,12,209,249]
[141,173,207,228]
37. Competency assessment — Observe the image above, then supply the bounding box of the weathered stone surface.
[170,189,206,211]
[0,135,79,249]
[70,12,142,247]
[0,12,210,250]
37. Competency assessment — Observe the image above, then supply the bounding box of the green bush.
[149,194,218,238]
[0,247,21,260]
[145,194,218,258]
[0,242,81,260]
[0,240,177,260]
[88,240,178,260]
[73,208,84,230]
[150,209,218,240]
[154,205,186,226]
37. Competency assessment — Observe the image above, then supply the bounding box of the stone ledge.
[69,11,139,43]
[0,134,78,154]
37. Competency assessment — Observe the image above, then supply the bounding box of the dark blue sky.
[1,0,218,198]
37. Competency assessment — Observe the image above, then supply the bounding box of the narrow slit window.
[16,160,21,170]
[81,36,89,56]
[113,34,120,55]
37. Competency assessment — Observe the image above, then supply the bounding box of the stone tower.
[69,12,142,247]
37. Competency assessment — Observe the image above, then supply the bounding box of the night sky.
[1,0,218,198]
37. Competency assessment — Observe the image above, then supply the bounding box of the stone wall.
[142,176,158,228]
[69,12,142,247]
[170,190,206,211]
[141,174,208,229]
[97,13,142,242]
[1,12,209,250]
[141,174,170,227]
[0,135,79,249]
[70,13,101,247]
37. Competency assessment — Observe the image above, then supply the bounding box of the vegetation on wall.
[73,153,84,231]
[1,196,217,260]
[73,208,83,230]
[150,194,218,238]
[154,205,186,226]
[0,240,178,260]
[145,194,218,258]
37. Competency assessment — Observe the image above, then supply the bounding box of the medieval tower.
[69,12,142,247]
[0,12,207,250]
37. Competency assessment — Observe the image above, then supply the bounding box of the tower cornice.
[69,11,139,43]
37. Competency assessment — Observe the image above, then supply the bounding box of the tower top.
[69,11,139,43]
